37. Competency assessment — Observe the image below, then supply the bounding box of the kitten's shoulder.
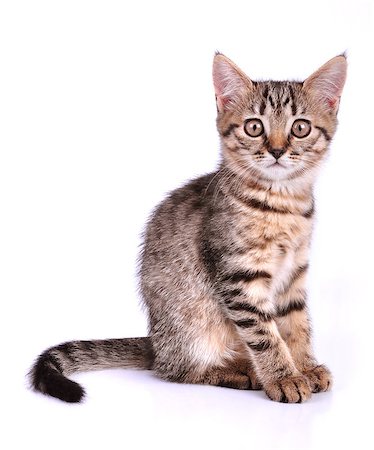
[143,172,218,240]
[163,172,218,209]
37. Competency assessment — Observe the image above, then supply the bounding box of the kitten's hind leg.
[231,358,262,390]
[201,367,253,390]
[180,359,262,391]
[181,367,251,390]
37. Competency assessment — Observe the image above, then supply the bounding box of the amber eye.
[291,119,311,138]
[244,118,264,137]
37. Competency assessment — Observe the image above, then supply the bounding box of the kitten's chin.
[259,163,294,181]
[259,163,319,186]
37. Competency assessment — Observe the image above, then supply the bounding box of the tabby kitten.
[30,53,347,403]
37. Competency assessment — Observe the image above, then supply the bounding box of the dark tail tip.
[40,372,85,403]
[29,352,85,403]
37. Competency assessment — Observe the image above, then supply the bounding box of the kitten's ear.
[213,53,253,113]
[303,54,347,112]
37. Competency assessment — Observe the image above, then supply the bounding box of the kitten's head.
[213,53,347,184]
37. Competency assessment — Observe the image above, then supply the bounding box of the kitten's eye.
[291,119,311,138]
[244,119,264,137]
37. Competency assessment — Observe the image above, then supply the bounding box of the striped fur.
[29,53,345,403]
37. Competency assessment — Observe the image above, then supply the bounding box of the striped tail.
[29,337,154,403]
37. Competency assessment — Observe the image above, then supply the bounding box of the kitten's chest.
[267,218,311,296]
[270,247,298,295]
[238,212,312,292]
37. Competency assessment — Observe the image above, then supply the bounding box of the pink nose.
[269,148,286,160]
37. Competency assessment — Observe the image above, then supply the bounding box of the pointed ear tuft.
[213,53,252,113]
[303,55,347,112]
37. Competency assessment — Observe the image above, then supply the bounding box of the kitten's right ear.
[213,53,253,113]
[303,54,347,113]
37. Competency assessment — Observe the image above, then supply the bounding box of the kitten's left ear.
[213,52,253,113]
[303,54,347,113]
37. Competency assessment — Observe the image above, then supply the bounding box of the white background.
[1,1,373,449]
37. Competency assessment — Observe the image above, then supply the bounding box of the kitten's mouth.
[268,161,287,169]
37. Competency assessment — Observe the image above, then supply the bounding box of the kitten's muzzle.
[268,148,286,160]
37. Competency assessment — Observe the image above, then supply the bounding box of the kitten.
[29,52,347,403]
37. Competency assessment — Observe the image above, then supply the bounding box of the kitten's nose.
[269,148,286,160]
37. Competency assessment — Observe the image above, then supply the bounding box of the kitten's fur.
[30,53,347,403]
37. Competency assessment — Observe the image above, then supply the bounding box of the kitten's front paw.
[264,375,312,403]
[303,364,332,393]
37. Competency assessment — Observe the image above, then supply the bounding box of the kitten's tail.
[29,337,154,403]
